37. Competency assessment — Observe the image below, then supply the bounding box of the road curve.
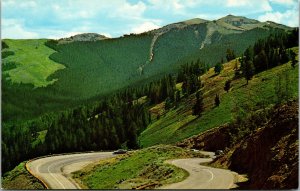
[26,152,114,189]
[160,152,239,189]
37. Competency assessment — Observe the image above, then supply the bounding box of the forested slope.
[2,16,293,123]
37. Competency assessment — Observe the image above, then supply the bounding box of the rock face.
[176,124,231,151]
[59,33,109,43]
[227,101,299,189]
[177,100,299,189]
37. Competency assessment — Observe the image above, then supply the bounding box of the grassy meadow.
[2,39,65,87]
[72,145,206,189]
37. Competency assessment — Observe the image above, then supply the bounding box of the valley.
[1,14,298,190]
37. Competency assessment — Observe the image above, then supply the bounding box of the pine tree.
[193,91,204,116]
[214,62,223,74]
[174,90,180,106]
[215,94,220,107]
[165,97,172,110]
[175,90,180,101]
[226,48,236,61]
[224,80,231,93]
[242,60,255,85]
[254,50,268,72]
[290,50,297,68]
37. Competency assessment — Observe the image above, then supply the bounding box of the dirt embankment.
[177,101,299,189]
[2,162,45,190]
[177,123,231,151]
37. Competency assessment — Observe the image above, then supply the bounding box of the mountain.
[1,13,298,183]
[217,14,290,31]
[145,14,292,69]
[1,15,294,123]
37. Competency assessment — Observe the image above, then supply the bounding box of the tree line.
[211,29,298,85]
[2,90,151,173]
[240,28,298,84]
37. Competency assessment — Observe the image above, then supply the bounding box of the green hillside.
[175,27,275,67]
[2,39,65,87]
[139,47,299,147]
[48,35,153,98]
[1,26,298,176]
[2,16,293,123]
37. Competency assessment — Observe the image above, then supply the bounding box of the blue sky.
[2,0,299,39]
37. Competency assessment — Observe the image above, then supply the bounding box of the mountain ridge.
[53,15,292,41]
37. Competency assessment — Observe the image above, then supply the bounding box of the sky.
[2,0,299,39]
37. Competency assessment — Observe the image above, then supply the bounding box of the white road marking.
[47,161,66,189]
[202,168,214,182]
[28,152,114,189]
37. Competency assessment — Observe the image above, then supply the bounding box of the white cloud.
[2,0,17,7]
[44,27,112,39]
[3,0,37,8]
[131,21,160,34]
[101,33,112,38]
[269,0,296,5]
[148,0,206,11]
[47,31,90,39]
[2,19,39,39]
[258,12,282,23]
[226,0,272,12]
[110,1,147,19]
[258,7,299,27]
[148,0,274,16]
[147,0,189,14]
[19,1,37,8]
[50,0,146,21]
[29,23,112,39]
[51,2,97,20]
[196,13,225,20]
[2,0,298,39]
[226,0,250,7]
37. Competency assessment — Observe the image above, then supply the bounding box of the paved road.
[27,151,239,189]
[26,152,114,189]
[160,152,238,189]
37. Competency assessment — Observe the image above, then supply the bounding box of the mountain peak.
[219,14,258,23]
[216,15,261,30]
[68,33,109,41]
[181,18,208,25]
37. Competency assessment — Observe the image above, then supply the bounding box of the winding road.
[26,152,114,189]
[27,151,239,189]
[160,152,239,189]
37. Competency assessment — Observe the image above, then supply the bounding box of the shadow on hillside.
[231,180,250,190]
[176,116,199,131]
[237,83,247,89]
[209,73,219,78]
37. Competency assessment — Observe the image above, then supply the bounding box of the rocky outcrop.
[177,101,298,189]
[176,124,231,151]
[59,33,109,43]
[225,101,299,189]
